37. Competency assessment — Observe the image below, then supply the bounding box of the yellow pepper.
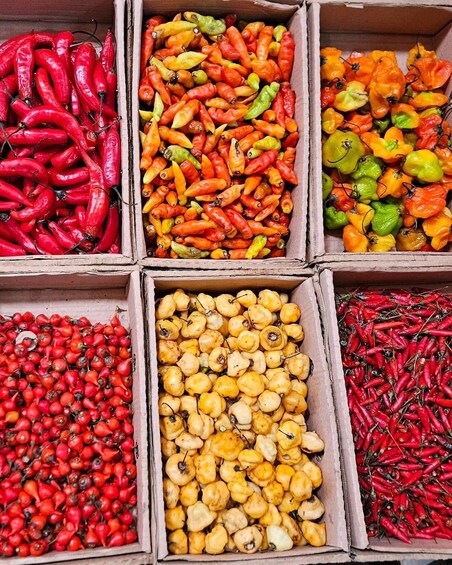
[369,50,398,64]
[408,91,449,110]
[435,147,452,176]
[321,108,344,134]
[345,203,375,234]
[377,167,412,199]
[343,224,368,252]
[422,208,452,250]
[368,232,396,252]
[163,52,207,71]
[320,47,345,82]
[153,21,197,39]
[333,81,368,112]
[396,228,427,251]
[361,127,413,163]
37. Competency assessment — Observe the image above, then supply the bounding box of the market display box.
[0,0,135,269]
[0,269,151,564]
[307,1,452,264]
[317,264,452,560]
[132,0,310,273]
[143,270,348,564]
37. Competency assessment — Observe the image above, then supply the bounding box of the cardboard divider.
[0,0,134,268]
[132,0,309,272]
[0,270,151,564]
[143,271,348,563]
[318,264,452,558]
[308,0,452,264]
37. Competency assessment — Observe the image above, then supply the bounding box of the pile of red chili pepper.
[0,312,137,557]
[139,12,298,259]
[0,30,120,256]
[321,44,452,253]
[336,288,452,543]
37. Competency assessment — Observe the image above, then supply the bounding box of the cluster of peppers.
[0,31,120,256]
[139,12,297,259]
[321,44,452,253]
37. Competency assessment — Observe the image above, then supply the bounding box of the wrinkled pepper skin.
[371,201,401,236]
[324,206,349,230]
[402,150,444,183]
[322,130,366,174]
[352,177,379,203]
[350,155,382,181]
[322,172,333,200]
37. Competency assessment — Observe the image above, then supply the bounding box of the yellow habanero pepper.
[345,203,375,234]
[396,228,427,251]
[343,224,369,252]
[361,127,413,163]
[321,108,344,135]
[320,47,345,82]
[367,232,396,252]
[368,56,406,119]
[422,208,452,250]
[377,168,412,199]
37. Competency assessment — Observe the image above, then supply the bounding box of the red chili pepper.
[0,213,37,254]
[49,167,90,187]
[0,74,17,123]
[51,145,81,171]
[0,158,48,184]
[277,32,295,81]
[225,208,253,239]
[34,49,71,105]
[31,223,66,255]
[74,44,116,119]
[20,106,89,150]
[102,124,121,190]
[0,179,31,207]
[80,149,110,239]
[274,159,298,184]
[0,235,26,256]
[10,188,56,222]
[14,39,34,102]
[47,221,77,250]
[202,204,233,232]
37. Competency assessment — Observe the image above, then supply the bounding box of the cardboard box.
[0,0,134,268]
[144,270,348,563]
[0,269,151,564]
[307,1,452,264]
[317,263,452,558]
[132,0,309,273]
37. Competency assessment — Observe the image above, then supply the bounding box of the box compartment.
[308,1,452,264]
[144,270,348,563]
[318,263,452,558]
[0,0,134,268]
[0,269,151,564]
[132,0,310,273]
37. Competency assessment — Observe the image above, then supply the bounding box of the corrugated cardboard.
[143,271,348,563]
[308,1,452,264]
[318,263,452,558]
[0,0,134,268]
[132,0,309,272]
[0,270,151,564]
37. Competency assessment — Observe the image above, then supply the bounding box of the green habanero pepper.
[352,177,379,204]
[183,12,226,35]
[253,136,281,151]
[322,130,366,175]
[245,235,267,259]
[244,82,280,120]
[391,217,403,238]
[402,149,444,183]
[324,206,349,230]
[370,201,401,236]
[373,116,390,134]
[350,155,383,181]
[322,172,333,200]
[171,241,209,259]
[333,81,368,112]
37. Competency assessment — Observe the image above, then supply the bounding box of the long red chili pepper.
[80,148,109,239]
[10,188,56,222]
[34,49,71,104]
[14,39,34,102]
[74,44,117,119]
[0,213,38,254]
[20,106,89,150]
[0,74,17,124]
[34,67,63,109]
[102,125,121,189]
[95,201,120,252]
[0,235,26,256]
[0,158,48,184]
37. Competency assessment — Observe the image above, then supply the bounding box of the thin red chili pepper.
[34,48,70,105]
[14,39,34,102]
[80,148,110,239]
[95,201,120,253]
